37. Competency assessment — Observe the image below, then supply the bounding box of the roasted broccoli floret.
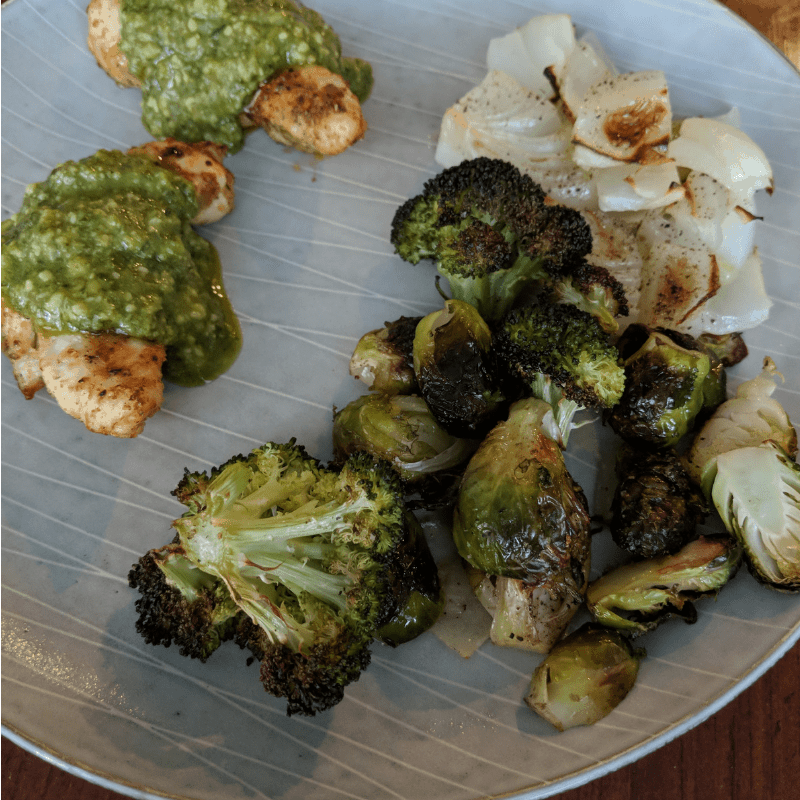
[128,541,246,661]
[390,157,592,322]
[129,440,430,716]
[549,261,629,335]
[493,299,625,446]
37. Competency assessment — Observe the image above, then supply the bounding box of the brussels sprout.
[332,393,475,502]
[586,535,742,635]
[377,511,445,646]
[696,332,748,367]
[468,566,586,653]
[684,356,798,493]
[711,442,800,592]
[610,443,708,558]
[349,315,421,394]
[607,325,724,447]
[452,398,592,592]
[413,298,505,437]
[525,624,644,731]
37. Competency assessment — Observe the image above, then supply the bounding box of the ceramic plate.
[2,1,799,798]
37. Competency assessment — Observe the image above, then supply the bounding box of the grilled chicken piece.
[38,333,166,438]
[87,0,366,156]
[2,300,166,439]
[87,0,140,88]
[245,66,368,156]
[1,299,45,399]
[129,139,235,224]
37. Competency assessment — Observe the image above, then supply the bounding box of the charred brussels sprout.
[452,398,592,594]
[683,358,800,592]
[413,298,505,437]
[332,392,475,503]
[349,315,421,394]
[525,623,644,731]
[587,535,742,635]
[607,325,725,447]
[610,444,708,558]
[696,332,748,367]
[377,511,445,645]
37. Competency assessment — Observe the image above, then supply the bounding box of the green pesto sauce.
[1,150,242,387]
[119,0,374,153]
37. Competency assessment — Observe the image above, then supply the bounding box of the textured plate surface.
[2,1,799,799]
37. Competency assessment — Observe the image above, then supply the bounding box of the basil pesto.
[1,150,242,387]
[119,0,374,153]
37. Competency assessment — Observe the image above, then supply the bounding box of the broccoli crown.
[131,440,415,716]
[551,262,629,334]
[128,541,245,661]
[390,158,592,322]
[494,300,625,409]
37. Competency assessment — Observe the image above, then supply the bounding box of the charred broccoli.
[129,441,436,716]
[390,157,592,322]
[128,541,246,661]
[493,299,625,446]
[549,261,629,335]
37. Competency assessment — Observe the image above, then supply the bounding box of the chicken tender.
[87,0,140,88]
[245,66,368,157]
[1,299,45,399]
[2,300,166,438]
[129,139,235,224]
[87,0,369,156]
[38,333,166,439]
[2,299,166,438]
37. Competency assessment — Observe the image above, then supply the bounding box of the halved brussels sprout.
[607,324,724,447]
[611,443,708,558]
[467,565,586,653]
[711,442,800,592]
[684,356,798,493]
[586,535,742,635]
[525,623,644,731]
[377,511,444,646]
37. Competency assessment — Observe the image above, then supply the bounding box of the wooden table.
[2,1,799,799]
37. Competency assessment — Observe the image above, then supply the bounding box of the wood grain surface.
[2,1,799,799]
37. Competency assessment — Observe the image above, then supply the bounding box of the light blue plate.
[2,1,799,798]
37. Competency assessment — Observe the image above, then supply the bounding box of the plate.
[2,1,799,799]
